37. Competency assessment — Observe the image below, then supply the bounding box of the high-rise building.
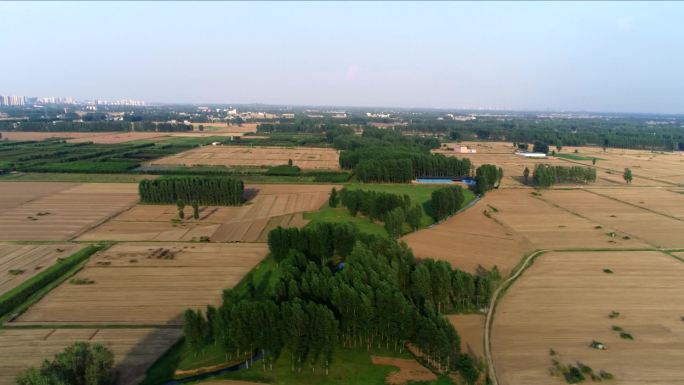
[0,95,26,106]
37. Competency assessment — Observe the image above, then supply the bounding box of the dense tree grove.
[339,189,411,221]
[532,164,597,187]
[532,141,549,154]
[16,342,114,385]
[475,164,503,194]
[430,187,465,221]
[343,150,472,183]
[354,159,414,183]
[186,224,501,377]
[138,177,244,205]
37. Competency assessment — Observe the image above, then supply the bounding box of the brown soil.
[371,356,437,385]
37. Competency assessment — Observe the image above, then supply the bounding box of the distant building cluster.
[0,95,26,106]
[93,99,146,106]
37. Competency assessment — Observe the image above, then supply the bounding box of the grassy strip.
[0,172,147,183]
[0,243,109,323]
[554,153,603,161]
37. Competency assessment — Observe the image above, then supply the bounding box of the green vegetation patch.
[555,153,603,161]
[0,244,105,321]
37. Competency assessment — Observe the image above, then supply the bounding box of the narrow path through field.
[485,247,684,385]
[484,249,547,385]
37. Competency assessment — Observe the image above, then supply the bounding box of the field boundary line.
[484,249,548,385]
[531,192,657,248]
[584,188,684,222]
[484,246,679,385]
[69,200,139,241]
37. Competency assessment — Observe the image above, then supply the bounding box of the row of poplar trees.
[138,176,244,205]
[185,223,500,383]
[532,164,597,187]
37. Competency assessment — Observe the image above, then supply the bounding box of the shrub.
[620,332,634,340]
[15,342,114,385]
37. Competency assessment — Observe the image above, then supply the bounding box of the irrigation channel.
[161,352,263,385]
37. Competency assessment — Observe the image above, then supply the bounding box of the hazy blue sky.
[1,1,683,113]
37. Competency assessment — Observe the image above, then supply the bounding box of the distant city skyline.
[1,2,683,114]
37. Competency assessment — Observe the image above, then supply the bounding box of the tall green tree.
[523,166,530,184]
[177,199,185,219]
[328,188,339,208]
[406,204,423,231]
[623,168,633,184]
[384,207,406,238]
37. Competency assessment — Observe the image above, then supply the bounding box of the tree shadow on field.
[112,321,183,385]
[243,187,261,201]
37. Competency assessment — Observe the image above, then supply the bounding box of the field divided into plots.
[0,182,138,241]
[13,242,268,325]
[80,184,332,242]
[150,145,340,170]
[0,243,83,296]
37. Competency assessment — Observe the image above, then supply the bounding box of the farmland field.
[586,187,684,220]
[0,243,83,295]
[0,131,169,143]
[0,327,181,385]
[403,194,532,275]
[470,189,649,250]
[540,189,684,248]
[492,250,684,385]
[0,182,138,240]
[80,184,333,242]
[150,145,340,170]
[14,242,268,325]
[447,314,485,359]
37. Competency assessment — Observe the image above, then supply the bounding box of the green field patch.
[555,153,603,161]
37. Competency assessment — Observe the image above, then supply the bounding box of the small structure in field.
[515,151,547,158]
[590,340,607,350]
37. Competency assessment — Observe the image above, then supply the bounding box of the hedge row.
[0,244,104,319]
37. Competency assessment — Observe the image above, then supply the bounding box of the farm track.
[485,247,684,385]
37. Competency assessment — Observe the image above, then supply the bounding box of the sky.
[1,1,683,114]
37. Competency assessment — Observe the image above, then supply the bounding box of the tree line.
[138,176,244,205]
[532,164,597,187]
[185,224,500,382]
[0,120,191,132]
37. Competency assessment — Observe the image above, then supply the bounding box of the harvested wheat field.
[150,145,340,170]
[0,243,83,296]
[0,181,76,210]
[492,250,684,385]
[403,195,532,276]
[0,327,181,385]
[80,184,331,242]
[558,146,684,185]
[0,183,138,241]
[586,187,684,220]
[371,356,437,385]
[186,122,258,133]
[447,314,485,359]
[14,242,267,325]
[474,189,648,250]
[66,131,168,144]
[540,189,684,248]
